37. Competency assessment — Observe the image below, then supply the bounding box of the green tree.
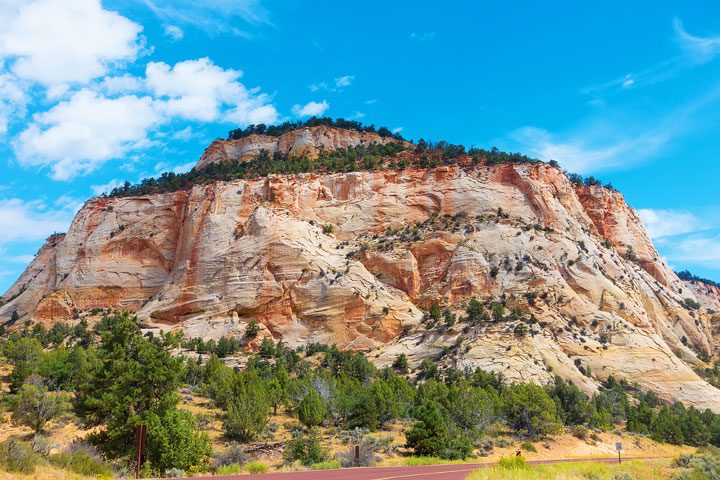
[651,407,684,445]
[4,336,43,392]
[444,381,499,438]
[392,354,409,374]
[502,384,562,439]
[11,381,66,433]
[298,389,327,427]
[246,320,259,338]
[73,311,186,460]
[223,370,270,441]
[405,401,471,459]
[144,409,212,474]
[259,338,276,358]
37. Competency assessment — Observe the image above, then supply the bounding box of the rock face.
[3,127,720,411]
[197,125,406,169]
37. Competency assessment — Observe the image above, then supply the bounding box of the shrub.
[322,224,334,234]
[497,455,529,470]
[217,464,242,475]
[284,428,327,466]
[214,443,247,468]
[49,450,112,476]
[336,437,381,467]
[0,438,43,474]
[312,459,342,469]
[223,371,270,441]
[246,320,260,338]
[245,461,269,474]
[520,440,537,452]
[405,401,472,460]
[569,425,589,440]
[144,408,212,474]
[11,382,67,433]
[298,389,327,427]
[502,384,562,439]
[164,467,186,477]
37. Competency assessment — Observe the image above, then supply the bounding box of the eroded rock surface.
[3,128,720,410]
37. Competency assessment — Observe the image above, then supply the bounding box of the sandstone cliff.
[2,127,720,410]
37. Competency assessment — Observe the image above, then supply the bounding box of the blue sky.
[1,0,720,293]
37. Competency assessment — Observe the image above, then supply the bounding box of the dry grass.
[467,458,677,480]
[0,465,97,480]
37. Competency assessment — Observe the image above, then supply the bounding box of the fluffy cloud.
[163,25,184,41]
[292,100,329,117]
[638,209,704,239]
[0,68,26,135]
[0,198,75,243]
[146,58,277,124]
[0,0,143,86]
[14,89,162,180]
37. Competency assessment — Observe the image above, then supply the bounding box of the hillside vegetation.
[0,311,715,478]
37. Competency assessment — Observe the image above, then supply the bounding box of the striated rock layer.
[3,129,720,410]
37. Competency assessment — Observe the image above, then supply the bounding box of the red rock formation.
[3,128,720,411]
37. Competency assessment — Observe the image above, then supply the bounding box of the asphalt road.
[179,456,666,480]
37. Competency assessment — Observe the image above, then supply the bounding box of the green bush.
[502,384,562,439]
[520,440,537,452]
[405,401,472,460]
[284,428,327,466]
[312,459,342,469]
[497,455,529,470]
[245,461,269,474]
[144,408,212,474]
[298,389,327,427]
[0,438,43,474]
[49,450,112,476]
[217,464,243,474]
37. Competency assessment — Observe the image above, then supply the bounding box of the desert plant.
[245,461,269,474]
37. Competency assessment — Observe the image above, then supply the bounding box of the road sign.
[616,442,622,450]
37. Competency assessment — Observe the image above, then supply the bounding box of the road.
[179,456,666,480]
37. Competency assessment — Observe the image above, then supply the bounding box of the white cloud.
[163,25,184,41]
[96,74,144,95]
[291,100,329,117]
[364,98,378,105]
[6,254,34,264]
[673,17,720,62]
[146,58,277,124]
[309,82,328,92]
[0,68,26,135]
[14,89,162,180]
[0,0,143,86]
[140,0,270,37]
[660,234,720,270]
[0,198,74,243]
[638,209,704,239]
[392,127,403,134]
[90,178,124,196]
[622,76,635,89]
[334,75,354,88]
[506,126,669,174]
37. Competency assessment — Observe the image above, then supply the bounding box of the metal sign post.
[615,442,622,464]
[135,424,147,478]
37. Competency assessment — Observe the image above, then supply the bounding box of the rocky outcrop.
[197,125,406,169]
[3,128,720,411]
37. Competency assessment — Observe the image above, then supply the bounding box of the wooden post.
[135,424,147,478]
[354,444,360,465]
